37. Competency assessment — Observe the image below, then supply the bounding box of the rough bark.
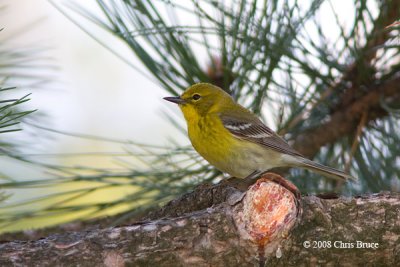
[0,176,399,267]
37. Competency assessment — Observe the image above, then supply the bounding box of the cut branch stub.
[234,173,302,264]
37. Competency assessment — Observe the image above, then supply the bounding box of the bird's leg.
[228,170,264,190]
[222,171,264,190]
[244,170,263,181]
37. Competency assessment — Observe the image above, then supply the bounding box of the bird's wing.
[219,111,303,157]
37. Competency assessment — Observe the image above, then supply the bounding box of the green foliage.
[0,27,37,162]
[0,87,33,136]
[0,29,36,211]
[0,34,37,149]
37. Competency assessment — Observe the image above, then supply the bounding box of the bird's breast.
[188,116,234,163]
[188,115,252,177]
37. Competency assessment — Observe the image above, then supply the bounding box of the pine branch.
[293,74,400,158]
[330,0,400,113]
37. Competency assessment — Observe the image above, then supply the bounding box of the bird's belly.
[217,142,284,178]
[189,121,284,178]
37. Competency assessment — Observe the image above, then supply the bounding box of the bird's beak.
[163,96,186,104]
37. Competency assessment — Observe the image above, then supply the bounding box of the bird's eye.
[192,94,201,100]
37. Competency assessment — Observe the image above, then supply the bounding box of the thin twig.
[345,110,368,173]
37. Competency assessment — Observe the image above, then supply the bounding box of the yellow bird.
[164,83,357,182]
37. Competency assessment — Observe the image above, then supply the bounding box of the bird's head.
[164,83,234,118]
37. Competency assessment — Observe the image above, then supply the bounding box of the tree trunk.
[0,174,399,267]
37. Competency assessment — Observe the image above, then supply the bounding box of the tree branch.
[1,175,399,266]
[293,74,400,158]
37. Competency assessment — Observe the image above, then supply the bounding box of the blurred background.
[0,0,399,234]
[0,0,179,153]
[0,0,182,232]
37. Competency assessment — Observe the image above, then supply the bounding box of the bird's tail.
[286,156,358,182]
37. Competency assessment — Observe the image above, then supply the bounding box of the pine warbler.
[164,83,356,181]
